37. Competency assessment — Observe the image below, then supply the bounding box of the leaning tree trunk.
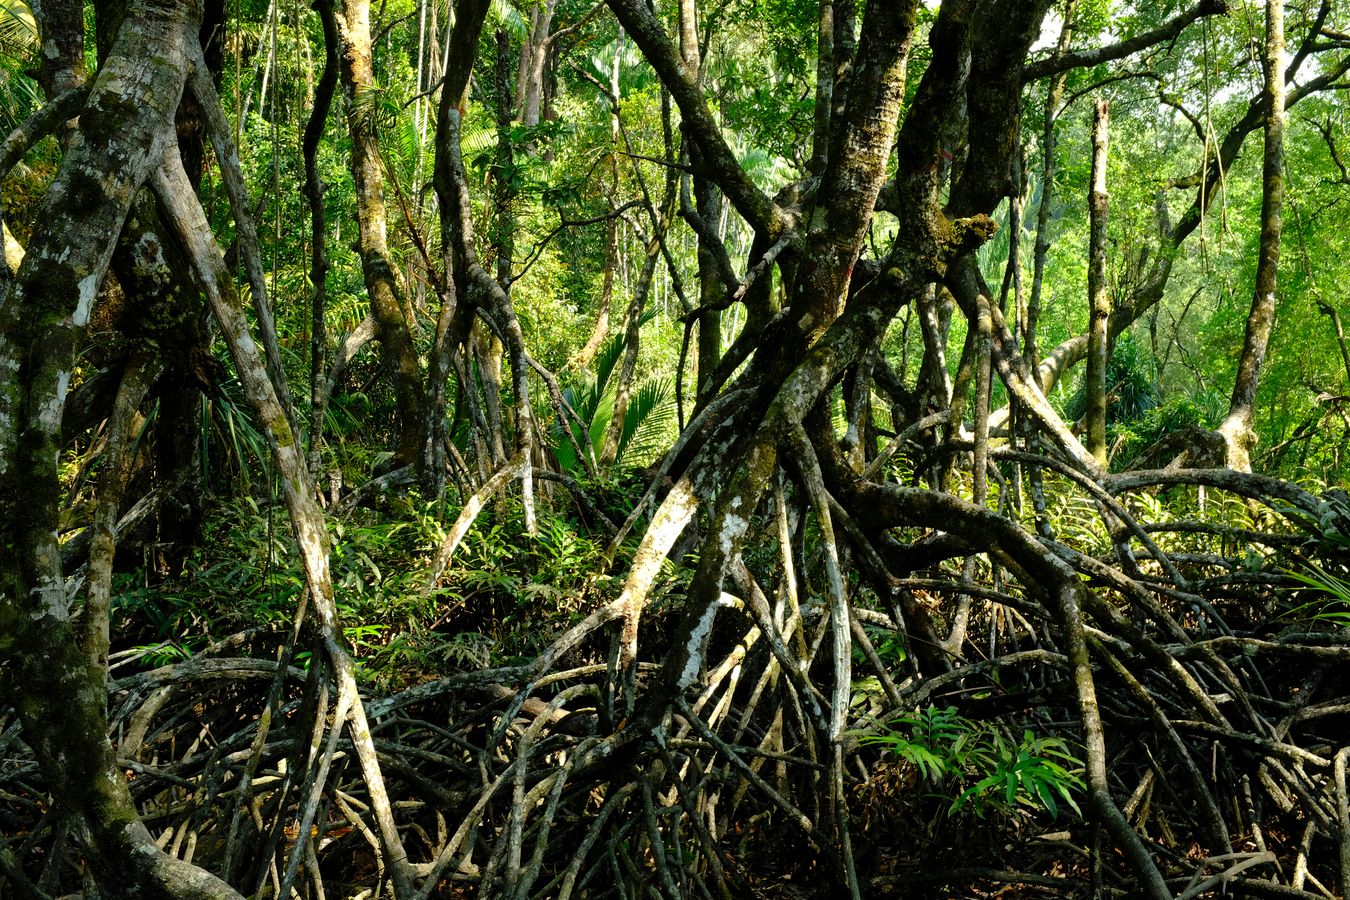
[680,0,727,412]
[1026,0,1076,374]
[0,3,243,896]
[1219,0,1284,472]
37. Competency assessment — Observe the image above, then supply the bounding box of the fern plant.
[855,706,1086,821]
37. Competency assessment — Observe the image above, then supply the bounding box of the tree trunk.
[520,0,557,129]
[0,3,244,895]
[29,0,85,146]
[1086,98,1110,468]
[435,0,537,531]
[1027,0,1076,374]
[335,0,427,467]
[678,0,726,412]
[575,213,617,368]
[575,39,625,371]
[1218,0,1283,472]
[152,147,416,898]
[305,0,339,474]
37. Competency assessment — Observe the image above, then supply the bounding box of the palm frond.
[0,0,37,57]
[615,377,674,467]
[489,0,528,42]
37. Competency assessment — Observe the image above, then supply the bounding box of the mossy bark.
[1086,99,1110,468]
[0,2,243,895]
[335,0,428,467]
[1219,0,1284,472]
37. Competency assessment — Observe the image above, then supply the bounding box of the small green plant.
[1282,564,1350,629]
[550,312,676,474]
[855,706,1085,820]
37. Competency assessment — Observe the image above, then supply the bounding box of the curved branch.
[1022,0,1228,83]
[604,0,787,238]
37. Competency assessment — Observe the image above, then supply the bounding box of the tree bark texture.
[305,0,340,468]
[1219,0,1284,472]
[0,3,244,895]
[335,0,427,467]
[1086,98,1110,468]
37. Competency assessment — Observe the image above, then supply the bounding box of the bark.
[188,42,293,421]
[151,148,415,897]
[1026,0,1075,371]
[493,29,517,289]
[936,0,1107,475]
[1023,12,1350,410]
[0,3,244,896]
[28,0,85,145]
[602,230,662,466]
[1319,298,1350,391]
[811,0,835,174]
[575,42,623,374]
[305,0,340,469]
[1022,0,1227,83]
[636,0,971,738]
[85,0,222,577]
[521,0,558,128]
[791,0,919,344]
[1218,0,1283,473]
[81,352,157,688]
[335,0,427,467]
[434,0,537,532]
[677,0,726,405]
[574,211,616,368]
[605,0,787,238]
[1086,98,1110,467]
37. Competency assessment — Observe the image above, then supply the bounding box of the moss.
[937,212,999,258]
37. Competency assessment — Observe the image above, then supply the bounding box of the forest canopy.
[3,0,1350,897]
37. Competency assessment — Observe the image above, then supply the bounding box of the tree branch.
[1022,0,1228,82]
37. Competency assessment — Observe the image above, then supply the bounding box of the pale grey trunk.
[335,0,428,467]
[1219,0,1283,472]
[152,146,416,898]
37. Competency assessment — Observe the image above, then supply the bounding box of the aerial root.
[3,463,1350,897]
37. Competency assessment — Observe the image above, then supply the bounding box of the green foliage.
[1283,562,1350,630]
[1064,333,1161,431]
[551,311,676,473]
[855,706,1086,821]
[0,0,38,134]
[1110,386,1227,469]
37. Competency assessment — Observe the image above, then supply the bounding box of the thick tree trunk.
[520,0,557,129]
[0,3,244,896]
[678,0,726,411]
[1086,98,1110,468]
[29,0,85,145]
[335,0,427,467]
[435,0,537,531]
[1219,0,1284,472]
